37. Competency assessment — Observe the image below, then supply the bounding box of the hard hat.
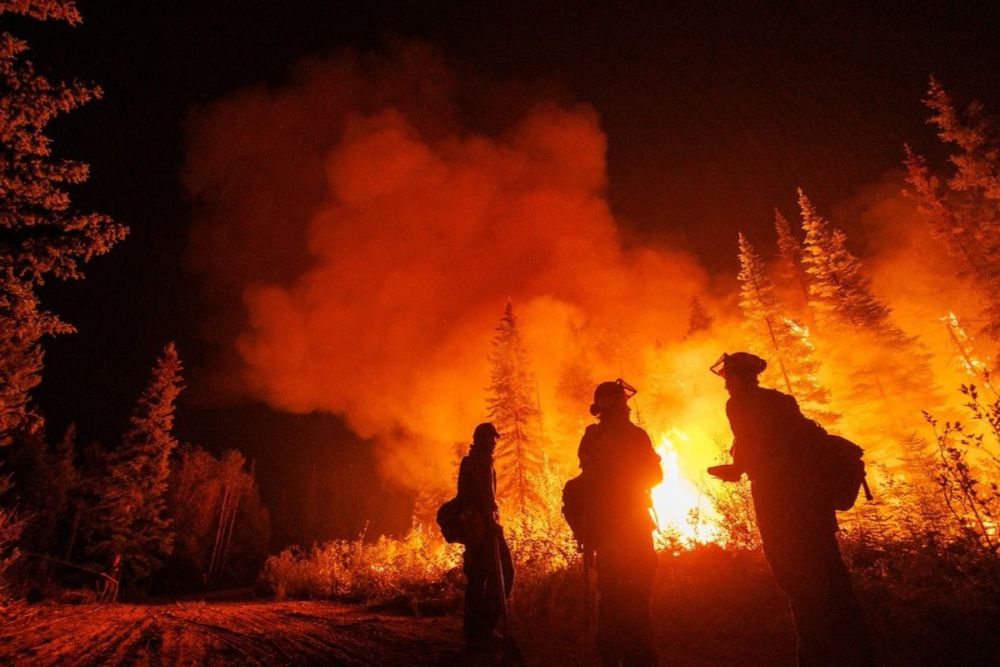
[710,352,767,378]
[589,378,638,416]
[473,422,500,441]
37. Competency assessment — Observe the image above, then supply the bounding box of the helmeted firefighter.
[456,422,514,651]
[574,380,662,666]
[709,352,876,666]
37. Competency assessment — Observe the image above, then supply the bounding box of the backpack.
[436,497,468,544]
[562,474,595,549]
[817,434,872,511]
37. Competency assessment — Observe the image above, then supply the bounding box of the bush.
[262,525,463,611]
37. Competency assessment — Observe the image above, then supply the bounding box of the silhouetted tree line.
[2,341,270,598]
[0,3,269,599]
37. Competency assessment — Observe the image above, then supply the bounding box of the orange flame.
[650,429,718,544]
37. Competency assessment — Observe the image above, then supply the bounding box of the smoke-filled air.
[184,43,996,544]
[184,44,715,498]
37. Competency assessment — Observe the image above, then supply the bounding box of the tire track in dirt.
[161,608,289,665]
[70,610,150,667]
[0,601,465,666]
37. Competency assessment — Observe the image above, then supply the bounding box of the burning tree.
[0,1,127,446]
[736,232,834,423]
[797,189,941,486]
[773,208,811,314]
[799,191,888,330]
[86,343,183,585]
[798,190,936,409]
[486,302,547,521]
[904,76,1000,348]
[942,312,995,392]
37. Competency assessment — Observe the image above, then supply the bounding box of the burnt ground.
[0,600,469,666]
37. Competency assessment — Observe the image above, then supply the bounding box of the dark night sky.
[14,1,1000,545]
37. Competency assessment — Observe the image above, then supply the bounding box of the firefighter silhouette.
[576,380,662,667]
[709,352,876,666]
[456,422,514,651]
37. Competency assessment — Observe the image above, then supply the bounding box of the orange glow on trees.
[180,52,1000,580]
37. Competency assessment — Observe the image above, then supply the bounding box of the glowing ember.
[650,429,717,544]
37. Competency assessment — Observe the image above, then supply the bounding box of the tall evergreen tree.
[0,284,70,445]
[736,233,834,422]
[904,77,1000,343]
[486,302,546,520]
[797,189,937,438]
[87,343,183,584]
[54,423,81,560]
[923,76,1000,201]
[773,208,812,311]
[799,191,894,331]
[4,419,78,557]
[0,1,127,445]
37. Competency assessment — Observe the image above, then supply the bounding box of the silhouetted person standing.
[709,352,876,667]
[457,422,514,652]
[577,380,662,667]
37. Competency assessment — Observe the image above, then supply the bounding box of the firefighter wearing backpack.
[456,422,514,651]
[709,352,875,667]
[576,380,662,667]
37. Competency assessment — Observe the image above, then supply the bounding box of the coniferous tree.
[70,438,108,562]
[0,283,39,445]
[798,189,937,449]
[52,423,77,521]
[904,77,1000,343]
[0,285,70,445]
[486,302,546,520]
[0,1,127,445]
[686,296,713,336]
[736,233,834,422]
[7,421,79,560]
[923,76,1000,204]
[54,423,82,560]
[87,343,183,585]
[5,423,52,551]
[774,208,811,311]
[799,191,895,331]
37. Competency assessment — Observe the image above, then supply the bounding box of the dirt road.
[0,600,466,666]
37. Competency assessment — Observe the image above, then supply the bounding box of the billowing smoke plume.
[184,43,713,491]
[185,42,989,506]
